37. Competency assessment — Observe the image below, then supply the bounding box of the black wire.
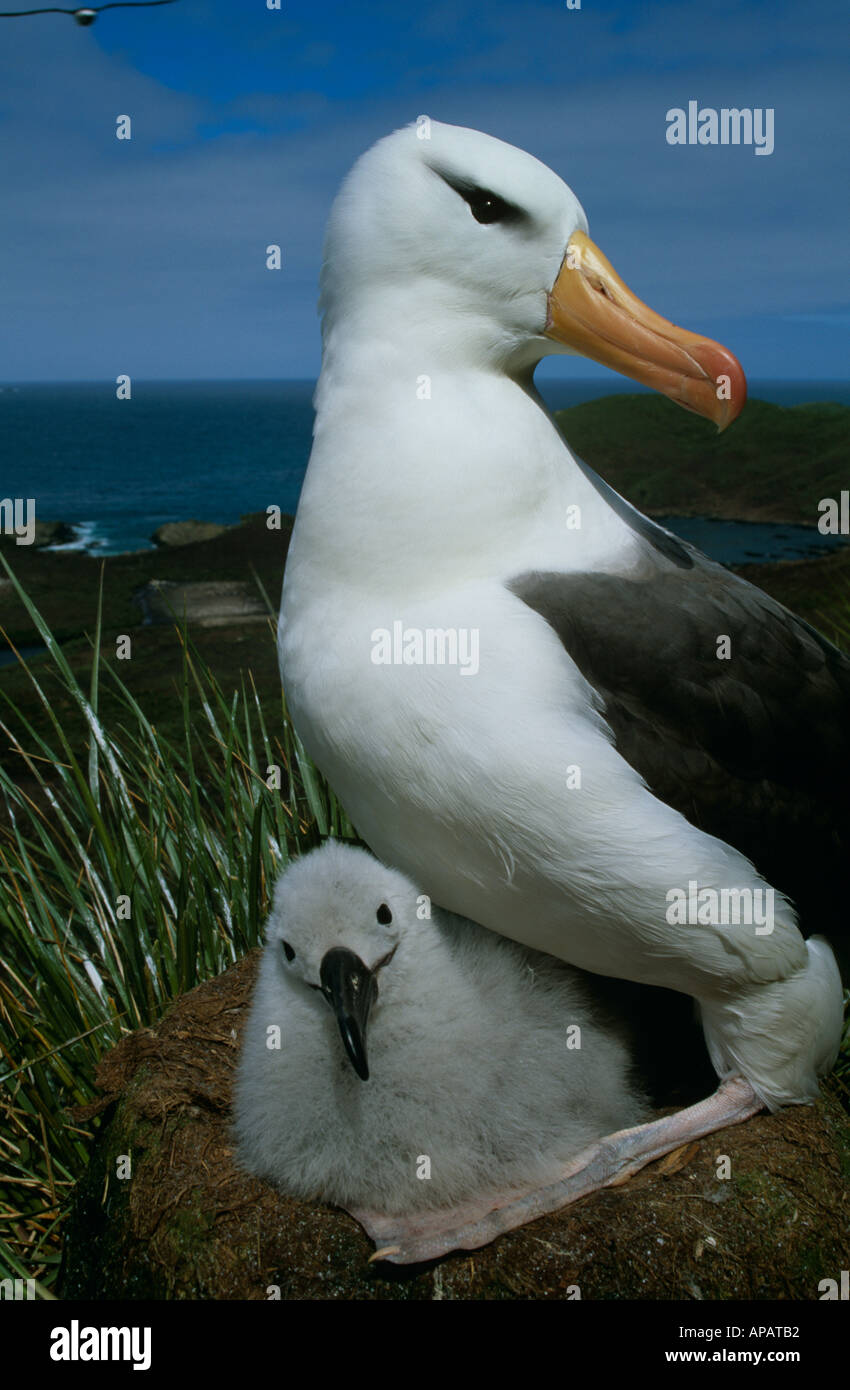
[91,1,180,10]
[0,2,179,15]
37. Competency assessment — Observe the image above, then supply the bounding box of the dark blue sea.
[1,378,848,563]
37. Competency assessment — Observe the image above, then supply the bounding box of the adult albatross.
[279,121,846,1259]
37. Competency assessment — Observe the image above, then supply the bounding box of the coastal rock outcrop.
[133,579,267,627]
[151,521,229,547]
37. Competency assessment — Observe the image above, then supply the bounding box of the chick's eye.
[467,189,513,225]
[281,940,296,962]
[376,903,393,926]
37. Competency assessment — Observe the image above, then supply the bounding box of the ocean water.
[1,381,315,556]
[1,378,848,558]
[653,516,848,566]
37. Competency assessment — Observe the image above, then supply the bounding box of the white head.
[319,119,744,422]
[264,840,426,1081]
[321,120,585,375]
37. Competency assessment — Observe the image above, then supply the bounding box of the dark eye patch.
[281,940,296,962]
[376,903,393,926]
[430,166,526,227]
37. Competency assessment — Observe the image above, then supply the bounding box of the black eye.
[376,903,393,926]
[466,188,514,225]
[281,940,296,962]
[432,168,523,227]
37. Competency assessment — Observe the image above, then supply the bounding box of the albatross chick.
[234,841,655,1263]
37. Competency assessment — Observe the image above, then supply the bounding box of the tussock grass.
[0,558,354,1294]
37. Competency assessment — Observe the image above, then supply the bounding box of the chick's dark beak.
[319,946,378,1081]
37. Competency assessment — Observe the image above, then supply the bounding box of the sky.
[0,0,847,382]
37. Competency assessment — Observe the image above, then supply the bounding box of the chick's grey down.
[233,842,647,1216]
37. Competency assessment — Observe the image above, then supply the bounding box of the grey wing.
[507,529,850,945]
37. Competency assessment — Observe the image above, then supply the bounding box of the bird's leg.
[348,1075,762,1265]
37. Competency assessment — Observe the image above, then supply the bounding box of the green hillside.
[554,394,849,524]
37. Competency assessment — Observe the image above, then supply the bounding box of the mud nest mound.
[60,952,850,1301]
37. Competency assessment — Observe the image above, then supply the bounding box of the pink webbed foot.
[347,1075,763,1265]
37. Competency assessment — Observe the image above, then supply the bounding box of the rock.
[35,520,77,547]
[133,579,268,628]
[59,954,850,1301]
[151,521,229,548]
[0,519,76,548]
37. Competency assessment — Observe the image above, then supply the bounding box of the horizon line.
[2,376,849,388]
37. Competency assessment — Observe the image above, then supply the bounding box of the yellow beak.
[545,231,746,430]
